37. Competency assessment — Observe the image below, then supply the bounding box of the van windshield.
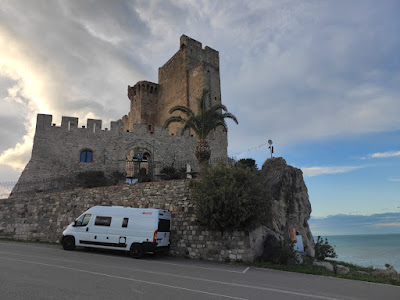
[75,214,91,226]
[158,219,170,232]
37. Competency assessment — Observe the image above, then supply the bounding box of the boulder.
[356,271,369,275]
[372,268,398,279]
[260,158,315,257]
[313,261,334,272]
[335,264,350,275]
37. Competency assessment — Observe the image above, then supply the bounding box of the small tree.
[314,236,338,260]
[236,158,257,169]
[191,163,269,233]
[164,90,238,173]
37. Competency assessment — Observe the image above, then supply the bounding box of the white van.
[60,206,171,258]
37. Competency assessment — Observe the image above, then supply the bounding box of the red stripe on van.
[153,230,158,243]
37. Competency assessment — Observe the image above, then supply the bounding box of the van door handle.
[86,227,89,232]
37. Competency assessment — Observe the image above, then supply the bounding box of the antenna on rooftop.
[268,139,274,158]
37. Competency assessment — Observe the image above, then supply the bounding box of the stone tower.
[125,35,222,135]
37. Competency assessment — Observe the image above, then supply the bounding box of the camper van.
[60,206,171,258]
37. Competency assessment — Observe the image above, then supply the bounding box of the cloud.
[301,165,365,177]
[360,150,400,160]
[0,0,154,171]
[373,222,400,228]
[388,178,400,182]
[0,1,399,178]
[371,151,400,158]
[309,212,400,235]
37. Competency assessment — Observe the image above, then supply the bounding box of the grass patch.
[235,258,400,287]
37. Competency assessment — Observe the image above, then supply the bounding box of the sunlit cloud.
[371,151,400,158]
[301,165,365,177]
[360,151,400,160]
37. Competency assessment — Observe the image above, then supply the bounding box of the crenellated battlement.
[35,113,221,140]
[128,80,159,101]
[36,114,107,132]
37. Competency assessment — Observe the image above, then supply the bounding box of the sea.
[319,234,400,272]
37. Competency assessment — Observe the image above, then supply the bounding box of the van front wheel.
[130,243,143,259]
[62,236,75,251]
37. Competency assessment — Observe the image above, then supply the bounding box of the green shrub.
[161,166,183,180]
[236,158,257,169]
[315,236,337,260]
[191,163,270,233]
[276,240,297,264]
[76,171,108,188]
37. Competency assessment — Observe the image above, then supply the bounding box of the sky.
[0,0,399,234]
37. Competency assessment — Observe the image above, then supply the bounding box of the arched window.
[80,150,93,163]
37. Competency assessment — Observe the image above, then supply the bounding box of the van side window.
[122,218,129,228]
[158,219,171,232]
[94,216,112,226]
[75,214,91,226]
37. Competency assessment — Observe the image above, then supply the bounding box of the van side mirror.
[73,220,77,227]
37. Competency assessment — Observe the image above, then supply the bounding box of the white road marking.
[242,267,250,273]
[0,255,342,300]
[0,256,247,300]
[253,267,400,289]
[142,258,246,273]
[0,241,247,273]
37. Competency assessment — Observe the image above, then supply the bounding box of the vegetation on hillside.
[314,236,338,260]
[190,162,270,232]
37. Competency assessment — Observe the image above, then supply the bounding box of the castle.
[12,35,228,195]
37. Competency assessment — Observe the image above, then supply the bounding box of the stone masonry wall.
[13,114,227,196]
[0,180,252,262]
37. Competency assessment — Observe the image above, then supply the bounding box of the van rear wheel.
[130,243,143,259]
[62,236,75,251]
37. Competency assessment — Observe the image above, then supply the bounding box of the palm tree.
[164,91,238,172]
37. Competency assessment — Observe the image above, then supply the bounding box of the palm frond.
[164,88,238,140]
[164,116,186,128]
[209,104,228,113]
[221,112,238,124]
[169,105,195,116]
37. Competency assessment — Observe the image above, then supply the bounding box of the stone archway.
[125,148,152,181]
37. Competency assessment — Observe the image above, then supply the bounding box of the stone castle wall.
[14,114,227,195]
[0,180,252,262]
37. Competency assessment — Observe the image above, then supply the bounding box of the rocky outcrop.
[260,157,315,256]
[250,226,283,262]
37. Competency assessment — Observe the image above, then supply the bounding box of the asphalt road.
[0,240,398,299]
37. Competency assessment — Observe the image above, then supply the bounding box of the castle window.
[150,86,153,94]
[80,150,93,163]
